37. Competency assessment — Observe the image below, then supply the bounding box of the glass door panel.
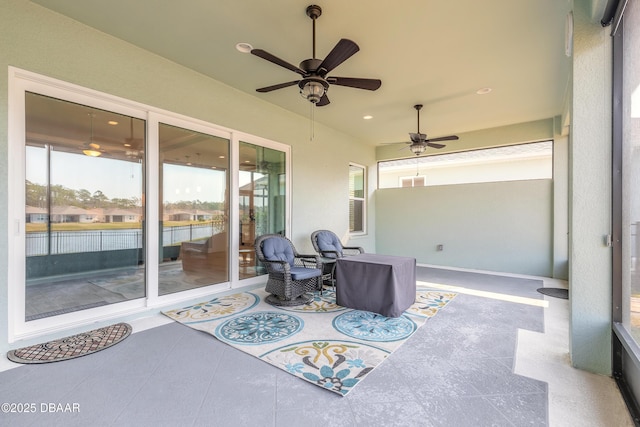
[25,92,145,320]
[159,123,229,294]
[239,142,286,278]
[624,0,640,343]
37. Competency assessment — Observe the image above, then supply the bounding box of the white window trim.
[349,162,367,236]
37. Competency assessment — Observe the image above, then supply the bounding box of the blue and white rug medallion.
[215,311,303,345]
[164,286,456,396]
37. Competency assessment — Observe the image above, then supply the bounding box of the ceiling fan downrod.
[414,104,423,133]
[306,5,322,59]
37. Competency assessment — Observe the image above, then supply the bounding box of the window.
[400,175,426,187]
[378,141,553,189]
[349,163,366,234]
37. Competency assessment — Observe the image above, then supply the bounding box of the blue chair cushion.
[262,237,295,266]
[290,266,322,280]
[316,231,343,258]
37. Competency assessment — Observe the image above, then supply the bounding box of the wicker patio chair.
[310,230,365,291]
[255,234,322,306]
[310,230,364,259]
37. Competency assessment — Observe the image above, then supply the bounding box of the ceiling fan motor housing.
[300,58,323,74]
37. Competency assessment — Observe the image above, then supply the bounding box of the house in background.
[1,0,638,421]
[102,208,141,223]
[25,206,47,224]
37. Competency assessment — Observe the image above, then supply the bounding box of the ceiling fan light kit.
[82,147,101,157]
[299,76,328,103]
[409,144,426,156]
[249,4,381,107]
[82,112,102,157]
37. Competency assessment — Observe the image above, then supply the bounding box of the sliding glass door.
[11,68,291,341]
[238,141,287,278]
[158,123,230,294]
[24,92,145,320]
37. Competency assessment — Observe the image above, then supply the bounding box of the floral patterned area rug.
[163,286,456,396]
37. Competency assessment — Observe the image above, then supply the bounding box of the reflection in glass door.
[239,142,286,279]
[159,123,230,294]
[24,92,145,320]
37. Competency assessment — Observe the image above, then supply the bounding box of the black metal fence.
[27,222,225,256]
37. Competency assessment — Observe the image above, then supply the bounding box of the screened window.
[378,141,553,189]
[349,163,366,234]
[611,0,640,414]
[620,0,640,346]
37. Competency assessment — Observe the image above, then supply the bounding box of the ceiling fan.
[250,4,382,106]
[402,104,459,156]
[124,117,143,149]
[80,113,104,157]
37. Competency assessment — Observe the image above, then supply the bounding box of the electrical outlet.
[436,244,443,251]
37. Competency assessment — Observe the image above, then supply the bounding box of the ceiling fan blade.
[425,135,459,143]
[251,49,306,76]
[256,81,300,93]
[327,77,382,91]
[316,93,330,107]
[317,39,359,75]
[426,142,446,149]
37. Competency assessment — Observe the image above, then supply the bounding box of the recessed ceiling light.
[363,115,373,120]
[244,160,251,163]
[219,155,225,159]
[236,42,253,53]
[108,120,119,125]
[476,87,492,95]
[123,143,131,147]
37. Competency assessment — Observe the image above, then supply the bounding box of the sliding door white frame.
[7,67,290,343]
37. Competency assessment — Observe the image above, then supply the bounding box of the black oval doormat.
[7,322,131,364]
[536,287,569,299]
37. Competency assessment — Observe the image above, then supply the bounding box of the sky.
[26,147,228,204]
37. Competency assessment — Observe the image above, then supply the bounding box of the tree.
[76,189,92,208]
[51,185,76,206]
[26,180,47,208]
[91,190,109,208]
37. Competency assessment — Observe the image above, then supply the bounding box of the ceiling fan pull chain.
[310,102,315,142]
